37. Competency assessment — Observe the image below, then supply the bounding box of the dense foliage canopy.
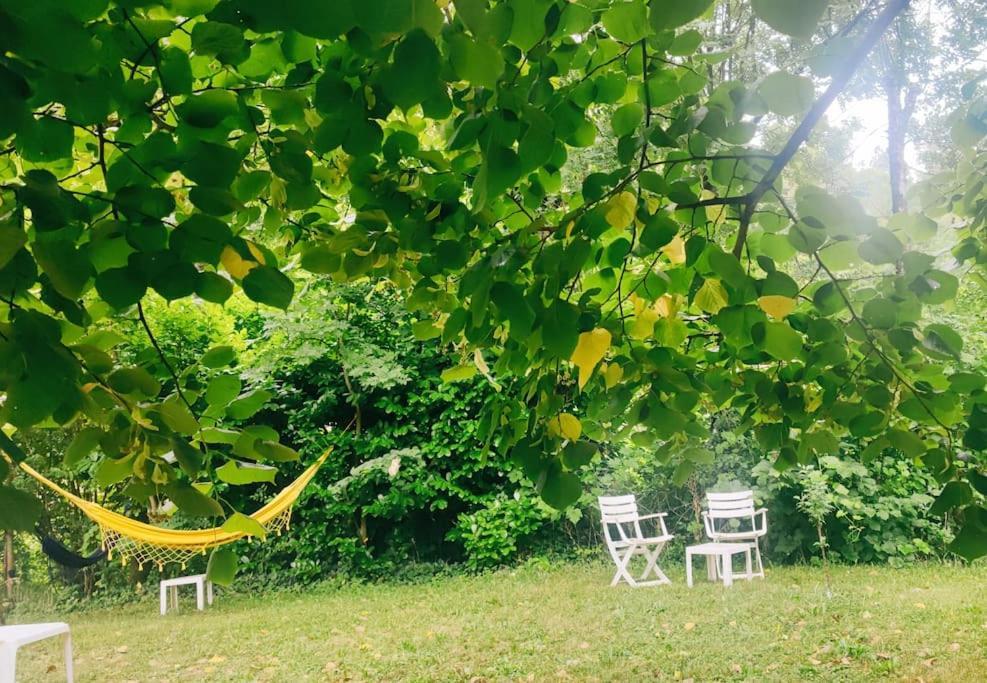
[1,0,986,579]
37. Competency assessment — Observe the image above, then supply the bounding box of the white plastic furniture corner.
[598,494,674,587]
[0,622,73,683]
[702,490,767,580]
[159,574,214,615]
[685,542,753,588]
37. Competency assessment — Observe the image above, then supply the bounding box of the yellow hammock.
[19,447,332,570]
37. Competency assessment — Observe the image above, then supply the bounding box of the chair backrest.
[706,490,755,519]
[598,495,643,544]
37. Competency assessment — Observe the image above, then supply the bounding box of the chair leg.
[610,548,636,587]
[0,643,18,683]
[160,584,167,616]
[64,632,74,683]
[753,540,764,578]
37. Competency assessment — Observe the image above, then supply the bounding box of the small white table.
[0,622,73,683]
[160,574,214,615]
[685,542,754,587]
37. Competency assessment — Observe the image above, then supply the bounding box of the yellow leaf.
[570,328,611,389]
[655,294,678,318]
[683,622,696,631]
[694,279,728,314]
[220,245,258,279]
[548,413,582,441]
[604,191,636,230]
[603,363,623,389]
[661,235,686,264]
[757,295,796,319]
[245,241,267,265]
[629,307,659,340]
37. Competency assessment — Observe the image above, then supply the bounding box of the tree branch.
[730,0,912,258]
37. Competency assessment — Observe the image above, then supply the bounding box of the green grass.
[13,560,987,682]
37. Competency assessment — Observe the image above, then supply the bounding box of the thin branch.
[137,302,200,423]
[730,0,912,258]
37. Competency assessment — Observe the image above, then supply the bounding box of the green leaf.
[171,215,232,265]
[107,367,161,396]
[888,212,937,242]
[227,389,272,420]
[64,427,102,468]
[0,486,44,531]
[206,546,238,586]
[201,345,236,368]
[752,0,830,38]
[672,459,695,486]
[612,102,644,137]
[649,0,715,31]
[757,72,814,117]
[221,512,267,539]
[602,2,650,43]
[441,364,477,383]
[159,46,193,95]
[449,35,504,89]
[32,240,90,300]
[562,441,597,469]
[164,483,224,517]
[922,324,963,359]
[216,460,277,485]
[94,455,132,487]
[755,321,802,361]
[0,220,26,271]
[253,440,300,462]
[205,374,242,406]
[490,281,535,339]
[242,266,294,310]
[171,438,203,478]
[858,228,904,265]
[412,320,442,340]
[16,117,74,162]
[195,271,233,304]
[681,445,714,464]
[178,90,238,128]
[949,515,987,561]
[930,481,973,516]
[540,461,582,509]
[380,30,440,110]
[159,396,200,435]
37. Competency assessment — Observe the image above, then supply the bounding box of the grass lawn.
[12,560,987,682]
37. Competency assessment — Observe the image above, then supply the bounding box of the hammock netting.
[19,447,331,571]
[98,506,293,570]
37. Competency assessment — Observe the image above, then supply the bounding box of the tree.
[0,0,985,571]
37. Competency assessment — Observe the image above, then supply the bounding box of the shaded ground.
[13,561,987,681]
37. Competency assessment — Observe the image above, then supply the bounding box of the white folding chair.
[598,495,673,587]
[702,490,767,579]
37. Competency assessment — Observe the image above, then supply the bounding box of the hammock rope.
[19,447,331,571]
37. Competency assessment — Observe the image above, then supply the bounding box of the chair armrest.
[636,512,667,520]
[755,508,768,533]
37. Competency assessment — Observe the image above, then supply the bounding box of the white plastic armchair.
[598,495,674,587]
[702,490,767,578]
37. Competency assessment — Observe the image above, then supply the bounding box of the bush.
[754,452,948,564]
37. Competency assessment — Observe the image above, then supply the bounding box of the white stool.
[685,542,755,587]
[159,574,214,615]
[0,622,73,683]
